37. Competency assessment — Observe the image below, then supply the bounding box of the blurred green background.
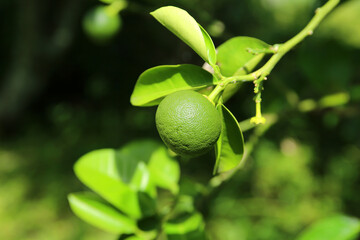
[0,0,359,239]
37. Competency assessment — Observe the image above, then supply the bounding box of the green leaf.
[148,146,180,194]
[68,192,136,234]
[130,162,152,192]
[165,212,207,240]
[216,37,270,102]
[167,229,207,240]
[151,6,216,65]
[99,0,115,3]
[165,212,205,235]
[137,191,157,219]
[137,215,161,233]
[74,149,141,218]
[130,64,218,106]
[199,24,217,65]
[123,236,143,240]
[217,36,270,77]
[319,0,360,48]
[119,152,160,217]
[170,195,196,217]
[296,215,360,240]
[214,104,244,173]
[74,140,161,218]
[116,140,160,185]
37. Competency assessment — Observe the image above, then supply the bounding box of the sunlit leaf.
[165,211,208,240]
[165,212,205,235]
[217,36,270,77]
[129,162,158,217]
[68,192,136,234]
[199,24,217,65]
[151,6,216,65]
[116,140,160,185]
[214,104,244,173]
[216,37,270,102]
[74,140,161,218]
[319,0,360,48]
[296,215,360,240]
[130,162,153,193]
[74,149,141,218]
[130,64,218,106]
[148,146,180,194]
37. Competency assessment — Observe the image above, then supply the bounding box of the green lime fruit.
[155,90,222,157]
[83,6,121,42]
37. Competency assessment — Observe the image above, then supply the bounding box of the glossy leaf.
[199,24,217,65]
[130,162,152,192]
[165,212,205,235]
[217,36,270,77]
[214,104,244,173]
[296,215,360,240]
[319,0,360,48]
[68,192,136,234]
[117,140,161,216]
[74,149,141,218]
[130,64,218,106]
[116,140,160,185]
[74,140,161,218]
[148,146,180,194]
[151,6,216,65]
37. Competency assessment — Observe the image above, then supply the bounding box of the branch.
[227,0,340,84]
[207,0,340,187]
[205,1,342,189]
[209,0,340,104]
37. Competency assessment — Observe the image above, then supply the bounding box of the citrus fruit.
[83,6,121,42]
[155,90,222,157]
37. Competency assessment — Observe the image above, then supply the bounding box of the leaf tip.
[129,94,138,106]
[67,193,74,203]
[67,193,79,209]
[150,6,179,17]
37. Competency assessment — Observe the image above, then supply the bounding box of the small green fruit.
[155,90,222,157]
[83,6,121,42]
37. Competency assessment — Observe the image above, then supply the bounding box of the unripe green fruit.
[83,6,121,42]
[155,90,222,157]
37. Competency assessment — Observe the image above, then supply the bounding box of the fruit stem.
[208,84,224,103]
[212,64,224,80]
[105,0,128,16]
